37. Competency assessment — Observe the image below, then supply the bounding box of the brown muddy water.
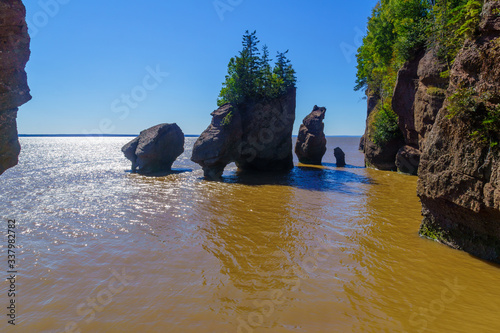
[0,136,499,333]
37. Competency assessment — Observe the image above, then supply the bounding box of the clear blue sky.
[19,0,378,135]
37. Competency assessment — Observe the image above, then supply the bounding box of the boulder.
[295,105,327,165]
[192,88,296,180]
[0,0,31,175]
[396,145,420,175]
[122,123,184,174]
[334,147,346,167]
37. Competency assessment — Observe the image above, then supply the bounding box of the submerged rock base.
[420,197,500,263]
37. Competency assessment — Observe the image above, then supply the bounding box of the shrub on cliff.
[217,30,296,107]
[447,86,500,147]
[355,0,483,97]
[355,0,485,148]
[371,102,403,146]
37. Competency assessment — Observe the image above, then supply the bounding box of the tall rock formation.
[391,48,449,175]
[417,0,500,263]
[295,105,327,165]
[192,88,296,180]
[0,0,31,175]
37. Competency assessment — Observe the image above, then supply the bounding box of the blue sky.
[19,0,378,135]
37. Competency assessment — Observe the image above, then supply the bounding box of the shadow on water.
[322,162,365,169]
[125,168,193,177]
[221,166,375,195]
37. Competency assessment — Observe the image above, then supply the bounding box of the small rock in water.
[334,147,346,167]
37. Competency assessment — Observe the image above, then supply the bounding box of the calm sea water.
[0,136,499,333]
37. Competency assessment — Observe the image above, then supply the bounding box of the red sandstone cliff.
[417,0,500,263]
[0,0,31,175]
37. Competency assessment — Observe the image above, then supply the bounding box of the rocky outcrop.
[122,123,184,174]
[362,46,448,174]
[362,90,405,171]
[392,50,424,149]
[364,134,404,171]
[359,135,365,151]
[417,0,500,263]
[391,48,448,175]
[395,145,420,175]
[192,88,296,180]
[414,47,449,149]
[295,105,327,165]
[191,104,243,179]
[334,147,346,167]
[0,0,31,175]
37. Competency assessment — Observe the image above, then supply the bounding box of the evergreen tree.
[218,31,296,107]
[273,50,297,94]
[258,45,273,96]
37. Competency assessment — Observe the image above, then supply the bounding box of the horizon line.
[19,134,363,138]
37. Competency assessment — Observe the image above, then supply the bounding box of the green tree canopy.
[355,0,483,96]
[217,30,297,107]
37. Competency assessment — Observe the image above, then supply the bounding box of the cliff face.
[417,0,500,263]
[0,0,31,175]
[363,89,405,171]
[363,47,448,174]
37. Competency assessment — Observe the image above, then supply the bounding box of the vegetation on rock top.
[217,30,297,108]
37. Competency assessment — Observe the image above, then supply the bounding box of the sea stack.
[0,0,31,175]
[192,88,296,180]
[122,123,184,174]
[295,105,327,165]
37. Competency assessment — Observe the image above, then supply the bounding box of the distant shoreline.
[18,134,200,138]
[19,134,362,138]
